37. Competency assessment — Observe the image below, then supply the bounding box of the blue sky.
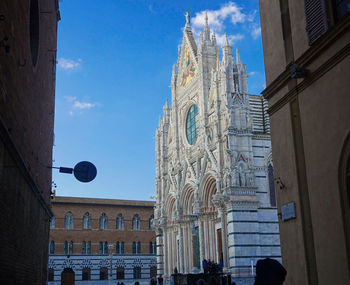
[53,0,265,200]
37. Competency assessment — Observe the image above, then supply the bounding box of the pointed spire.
[224,33,230,47]
[184,11,191,32]
[204,11,210,40]
[165,98,169,109]
[171,64,177,85]
[159,115,162,127]
[236,48,241,64]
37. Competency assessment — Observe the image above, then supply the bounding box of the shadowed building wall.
[0,0,59,284]
[259,1,350,284]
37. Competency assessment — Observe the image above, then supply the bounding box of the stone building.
[0,1,59,284]
[259,1,350,284]
[48,196,156,284]
[154,14,281,283]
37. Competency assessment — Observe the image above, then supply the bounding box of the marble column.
[156,228,164,277]
[179,225,184,273]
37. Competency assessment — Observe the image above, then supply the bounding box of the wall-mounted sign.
[281,202,296,221]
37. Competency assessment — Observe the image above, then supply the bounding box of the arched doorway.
[201,176,221,263]
[61,268,74,285]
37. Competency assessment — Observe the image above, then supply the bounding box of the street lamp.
[108,243,114,280]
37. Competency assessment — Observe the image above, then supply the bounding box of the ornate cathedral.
[154,14,281,282]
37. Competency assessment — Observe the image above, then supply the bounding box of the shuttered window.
[304,0,329,45]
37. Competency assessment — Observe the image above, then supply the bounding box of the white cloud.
[65,96,99,115]
[57,58,82,70]
[191,2,252,46]
[247,71,256,77]
[192,2,247,32]
[215,33,244,46]
[251,24,261,39]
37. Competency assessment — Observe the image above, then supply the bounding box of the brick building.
[48,196,156,284]
[0,1,59,284]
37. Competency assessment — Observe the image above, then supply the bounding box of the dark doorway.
[61,268,75,285]
[116,267,125,279]
[217,228,223,263]
[100,267,108,280]
[82,268,91,281]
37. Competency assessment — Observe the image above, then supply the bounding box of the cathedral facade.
[154,14,281,281]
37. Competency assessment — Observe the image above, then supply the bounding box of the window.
[137,241,141,254]
[64,241,73,255]
[100,267,108,280]
[82,241,90,254]
[116,241,124,254]
[186,104,198,145]
[133,241,141,254]
[99,241,108,254]
[116,213,124,230]
[149,214,154,230]
[150,266,157,279]
[82,268,91,281]
[305,0,350,45]
[50,216,56,229]
[64,212,74,229]
[333,0,350,22]
[48,268,54,282]
[82,213,91,229]
[49,240,55,254]
[149,241,156,254]
[116,267,125,280]
[132,214,140,230]
[268,164,277,207]
[99,213,108,230]
[133,266,141,279]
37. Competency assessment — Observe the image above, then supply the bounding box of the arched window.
[99,241,108,254]
[82,268,91,280]
[149,214,154,230]
[48,268,54,281]
[49,240,55,254]
[150,266,157,279]
[82,241,86,254]
[137,241,141,254]
[64,241,73,255]
[186,104,199,145]
[133,266,141,279]
[82,212,91,229]
[132,242,136,254]
[268,164,277,207]
[99,213,108,230]
[50,216,56,229]
[132,214,140,230]
[100,267,108,280]
[116,213,124,230]
[64,212,74,229]
[116,267,125,280]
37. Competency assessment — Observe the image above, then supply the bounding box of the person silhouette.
[254,258,287,285]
